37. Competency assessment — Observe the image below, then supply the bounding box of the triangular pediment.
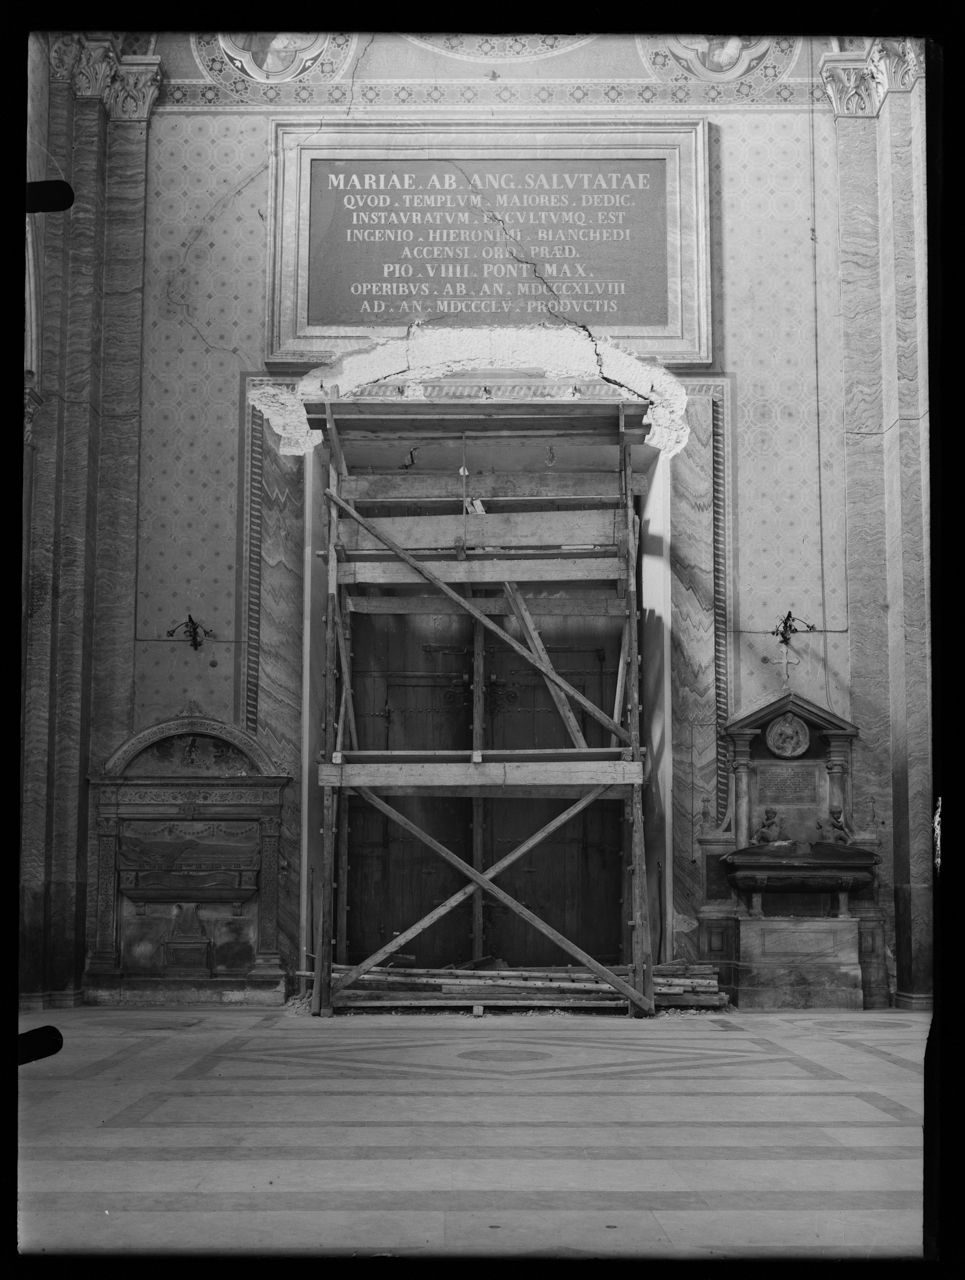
[725,692,858,737]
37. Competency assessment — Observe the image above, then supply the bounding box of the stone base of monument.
[733,917,863,1010]
[83,973,286,1007]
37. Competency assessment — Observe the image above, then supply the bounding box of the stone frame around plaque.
[266,118,712,369]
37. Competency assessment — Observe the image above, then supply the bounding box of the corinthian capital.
[71,38,118,99]
[869,37,926,97]
[820,55,879,117]
[105,57,163,121]
[49,33,83,81]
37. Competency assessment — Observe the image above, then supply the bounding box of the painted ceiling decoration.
[402,34,598,61]
[638,35,801,86]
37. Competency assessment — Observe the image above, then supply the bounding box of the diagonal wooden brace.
[330,787,608,996]
[325,488,630,745]
[345,787,653,1013]
[504,581,587,749]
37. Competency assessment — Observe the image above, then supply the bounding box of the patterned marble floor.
[18,1005,929,1257]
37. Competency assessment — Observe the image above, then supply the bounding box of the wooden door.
[347,610,475,966]
[482,616,624,966]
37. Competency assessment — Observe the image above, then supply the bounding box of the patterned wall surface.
[711,106,850,720]
[134,113,270,728]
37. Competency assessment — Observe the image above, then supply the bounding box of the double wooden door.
[347,608,624,968]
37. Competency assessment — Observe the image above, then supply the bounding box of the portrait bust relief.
[765,712,810,758]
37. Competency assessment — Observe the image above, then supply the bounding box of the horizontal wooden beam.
[319,762,644,788]
[340,472,648,502]
[332,749,628,764]
[344,594,628,616]
[337,557,624,585]
[340,785,632,798]
[338,510,618,552]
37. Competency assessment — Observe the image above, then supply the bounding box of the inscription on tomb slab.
[757,766,817,806]
[307,159,668,328]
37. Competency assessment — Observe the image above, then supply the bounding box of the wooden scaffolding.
[309,398,656,1017]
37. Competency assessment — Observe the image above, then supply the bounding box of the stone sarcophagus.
[85,716,291,1005]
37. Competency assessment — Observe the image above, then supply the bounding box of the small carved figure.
[816,806,855,845]
[752,808,787,844]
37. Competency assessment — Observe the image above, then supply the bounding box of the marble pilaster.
[670,393,717,961]
[21,73,77,1006]
[832,115,898,969]
[877,71,933,1008]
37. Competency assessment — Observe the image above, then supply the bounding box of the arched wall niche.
[103,716,280,777]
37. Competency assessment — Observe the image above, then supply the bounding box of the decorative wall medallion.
[664,36,772,80]
[189,33,355,100]
[765,712,810,758]
[403,34,597,62]
[216,33,330,81]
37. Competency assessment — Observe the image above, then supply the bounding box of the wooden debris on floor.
[326,961,727,1010]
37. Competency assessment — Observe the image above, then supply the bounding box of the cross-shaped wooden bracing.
[310,401,655,1016]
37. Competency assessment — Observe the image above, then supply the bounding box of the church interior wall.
[22,33,933,1010]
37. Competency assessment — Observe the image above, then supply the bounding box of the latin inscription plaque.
[757,766,817,806]
[308,159,668,327]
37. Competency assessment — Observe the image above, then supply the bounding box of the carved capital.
[820,56,879,117]
[869,37,925,99]
[71,38,118,100]
[49,33,83,82]
[97,815,118,836]
[105,56,163,122]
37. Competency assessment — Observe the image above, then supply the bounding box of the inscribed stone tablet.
[757,766,817,806]
[308,159,668,327]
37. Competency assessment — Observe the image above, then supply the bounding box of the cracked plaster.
[247,329,689,458]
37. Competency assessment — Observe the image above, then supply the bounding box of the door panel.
[483,615,624,966]
[347,610,474,967]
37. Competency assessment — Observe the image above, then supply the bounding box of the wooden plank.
[350,788,653,1013]
[623,437,654,1013]
[323,402,349,479]
[336,791,349,967]
[337,558,624,586]
[472,609,485,963]
[331,995,628,1007]
[341,472,647,502]
[328,485,630,744]
[504,582,587,750]
[346,595,628,616]
[610,618,630,748]
[340,785,633,799]
[331,788,606,995]
[320,762,644,788]
[332,964,633,978]
[311,465,342,1018]
[334,749,626,763]
[338,511,617,552]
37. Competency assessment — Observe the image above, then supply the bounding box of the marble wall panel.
[670,394,716,958]
[833,118,897,956]
[256,426,304,973]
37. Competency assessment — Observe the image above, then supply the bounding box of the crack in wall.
[163,161,270,371]
[343,34,376,118]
